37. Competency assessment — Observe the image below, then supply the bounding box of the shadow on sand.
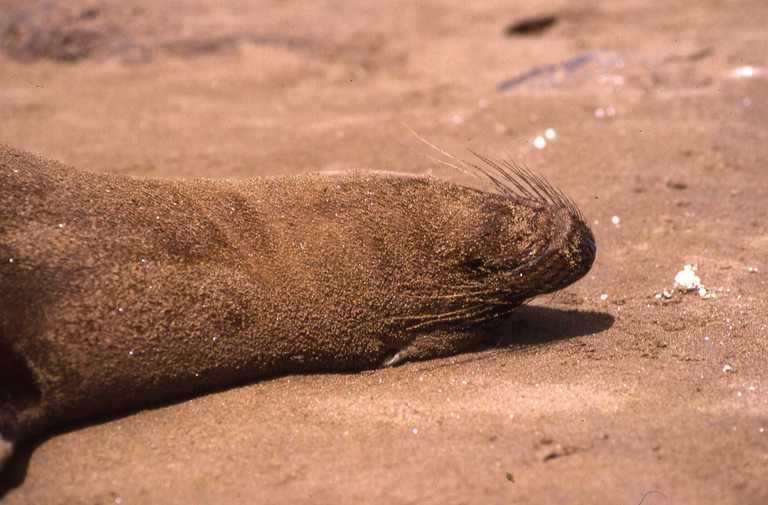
[409,304,615,372]
[0,305,612,497]
[495,304,614,346]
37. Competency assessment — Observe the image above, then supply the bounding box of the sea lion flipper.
[0,406,18,471]
[381,330,487,367]
[382,351,406,367]
[0,433,13,471]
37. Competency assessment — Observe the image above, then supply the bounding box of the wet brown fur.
[0,145,595,468]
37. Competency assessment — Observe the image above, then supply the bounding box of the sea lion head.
[457,154,596,302]
[380,155,596,365]
[392,154,596,336]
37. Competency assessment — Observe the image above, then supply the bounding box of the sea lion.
[0,145,595,470]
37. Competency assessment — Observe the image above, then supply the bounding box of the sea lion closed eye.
[0,145,595,469]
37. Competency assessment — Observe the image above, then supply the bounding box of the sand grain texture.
[1,0,768,503]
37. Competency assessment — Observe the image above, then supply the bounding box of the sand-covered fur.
[0,146,594,469]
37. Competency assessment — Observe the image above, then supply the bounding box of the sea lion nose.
[582,234,597,262]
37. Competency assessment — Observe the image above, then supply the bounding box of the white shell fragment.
[674,265,701,291]
[659,264,716,300]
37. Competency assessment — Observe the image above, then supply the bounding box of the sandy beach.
[1,0,767,503]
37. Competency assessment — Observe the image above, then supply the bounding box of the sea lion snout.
[552,208,597,290]
[501,205,596,299]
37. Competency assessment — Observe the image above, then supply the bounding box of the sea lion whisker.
[405,291,494,301]
[425,155,477,181]
[461,305,518,326]
[404,134,517,200]
[547,175,581,217]
[468,151,542,203]
[425,295,521,325]
[394,299,505,330]
[405,125,488,187]
[498,159,553,206]
[407,128,570,214]
[494,156,578,218]
[447,153,512,196]
[432,281,489,290]
[469,151,543,201]
[388,302,489,323]
[407,128,586,222]
[454,302,520,325]
[506,160,585,221]
[494,248,557,281]
[403,306,493,331]
[463,160,521,200]
[465,152,524,194]
[420,289,510,300]
[505,160,565,208]
[520,163,574,212]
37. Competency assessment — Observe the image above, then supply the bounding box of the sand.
[0,0,767,503]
